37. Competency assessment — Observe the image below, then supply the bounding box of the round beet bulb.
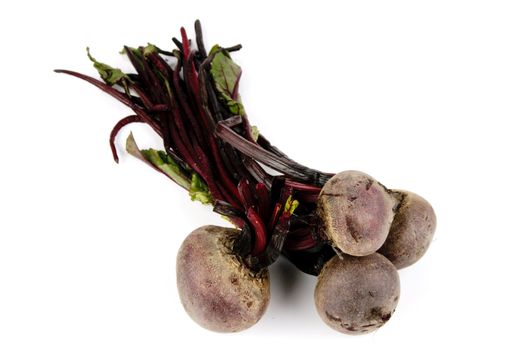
[317,170,397,256]
[314,253,400,334]
[176,225,270,332]
[379,190,437,269]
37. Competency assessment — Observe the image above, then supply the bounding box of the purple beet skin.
[317,170,397,256]
[177,225,270,332]
[379,190,437,269]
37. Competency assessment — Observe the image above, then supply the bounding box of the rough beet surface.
[379,190,437,269]
[317,170,397,256]
[176,225,270,332]
[314,253,400,334]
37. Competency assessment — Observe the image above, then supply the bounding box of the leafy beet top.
[56,20,336,272]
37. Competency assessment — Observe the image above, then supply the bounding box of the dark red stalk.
[258,134,335,183]
[216,117,332,186]
[130,45,241,207]
[172,36,184,52]
[199,68,226,121]
[166,106,236,206]
[245,194,297,270]
[287,226,314,238]
[166,111,201,175]
[145,51,173,79]
[180,30,201,103]
[247,207,267,256]
[213,200,244,217]
[237,178,256,210]
[295,192,321,203]
[109,115,143,163]
[257,134,289,159]
[264,210,294,259]
[173,122,238,206]
[54,69,132,108]
[148,104,169,112]
[143,62,199,171]
[217,143,243,181]
[212,200,245,228]
[180,27,191,60]
[124,48,166,105]
[285,220,319,256]
[268,203,283,232]
[154,109,178,168]
[255,183,271,221]
[54,70,162,136]
[129,83,154,108]
[176,40,245,206]
[207,138,244,205]
[284,179,322,192]
[242,156,273,190]
[198,67,270,189]
[285,223,318,251]
[167,92,197,158]
[247,163,273,189]
[194,20,207,59]
[284,179,322,203]
[190,121,244,207]
[57,22,341,269]
[284,241,317,251]
[199,70,260,187]
[153,46,176,57]
[178,48,245,207]
[172,62,207,148]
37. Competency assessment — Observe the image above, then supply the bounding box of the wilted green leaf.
[125,133,212,205]
[209,47,245,115]
[143,43,157,56]
[189,173,213,204]
[141,149,194,190]
[125,133,191,190]
[87,47,129,87]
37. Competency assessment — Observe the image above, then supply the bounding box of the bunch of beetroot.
[56,20,436,334]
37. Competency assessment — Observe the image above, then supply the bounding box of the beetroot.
[177,226,269,332]
[379,190,437,269]
[315,253,400,334]
[317,170,397,256]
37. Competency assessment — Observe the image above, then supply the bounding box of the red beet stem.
[255,183,271,221]
[238,178,256,210]
[216,117,331,187]
[56,22,338,268]
[284,179,322,192]
[247,208,267,256]
[284,236,318,251]
[54,69,162,136]
[109,115,143,163]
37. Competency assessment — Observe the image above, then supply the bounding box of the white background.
[1,1,524,349]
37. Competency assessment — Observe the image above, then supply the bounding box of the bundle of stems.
[56,20,336,273]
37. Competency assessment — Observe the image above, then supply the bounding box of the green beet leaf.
[189,173,213,204]
[87,48,130,89]
[125,133,212,205]
[209,46,245,115]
